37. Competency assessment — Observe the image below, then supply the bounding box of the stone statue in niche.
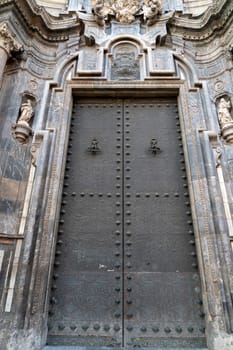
[143,0,162,25]
[12,99,34,144]
[18,100,34,123]
[111,45,140,81]
[217,97,233,144]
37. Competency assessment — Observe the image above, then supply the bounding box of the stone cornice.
[170,0,233,41]
[0,0,232,43]
[0,0,82,41]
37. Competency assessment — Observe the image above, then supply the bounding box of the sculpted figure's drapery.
[218,97,232,127]
[92,0,162,25]
[217,97,233,144]
[18,100,34,124]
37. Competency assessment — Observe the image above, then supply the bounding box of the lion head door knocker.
[149,138,161,155]
[88,138,101,154]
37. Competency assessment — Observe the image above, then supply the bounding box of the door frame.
[46,94,206,347]
[19,78,233,349]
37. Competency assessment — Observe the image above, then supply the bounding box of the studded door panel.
[123,100,206,348]
[48,99,124,346]
[47,98,206,348]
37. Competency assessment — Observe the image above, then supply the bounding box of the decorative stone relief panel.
[111,21,141,36]
[110,42,141,80]
[147,47,175,75]
[77,47,104,75]
[208,73,233,100]
[197,57,227,79]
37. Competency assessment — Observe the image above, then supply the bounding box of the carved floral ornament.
[92,0,162,25]
[0,22,22,56]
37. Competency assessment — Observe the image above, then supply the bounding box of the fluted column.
[0,22,22,85]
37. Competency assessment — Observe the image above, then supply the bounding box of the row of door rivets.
[48,323,125,333]
[125,326,205,334]
[114,112,122,316]
[128,104,176,109]
[50,178,66,314]
[124,107,133,302]
[48,321,208,335]
[177,111,202,276]
[51,110,96,321]
[169,108,203,325]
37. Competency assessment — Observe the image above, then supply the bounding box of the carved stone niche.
[12,93,37,144]
[216,95,233,144]
[110,42,141,81]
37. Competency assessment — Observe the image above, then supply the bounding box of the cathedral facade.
[0,1,233,349]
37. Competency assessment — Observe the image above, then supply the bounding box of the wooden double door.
[47,98,206,348]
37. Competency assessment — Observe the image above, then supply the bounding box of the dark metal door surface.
[47,98,206,348]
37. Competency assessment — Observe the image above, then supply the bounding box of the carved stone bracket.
[0,22,22,56]
[0,22,22,87]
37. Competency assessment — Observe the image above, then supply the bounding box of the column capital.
[0,22,22,57]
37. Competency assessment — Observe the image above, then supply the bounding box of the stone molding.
[0,0,80,41]
[170,0,233,41]
[0,0,232,43]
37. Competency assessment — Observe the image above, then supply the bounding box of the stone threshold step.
[44,347,208,350]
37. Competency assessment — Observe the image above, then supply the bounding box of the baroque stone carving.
[18,99,34,123]
[111,0,140,23]
[0,22,22,56]
[143,0,162,25]
[217,97,233,144]
[92,0,162,25]
[111,44,140,80]
[12,99,34,144]
[92,0,109,26]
